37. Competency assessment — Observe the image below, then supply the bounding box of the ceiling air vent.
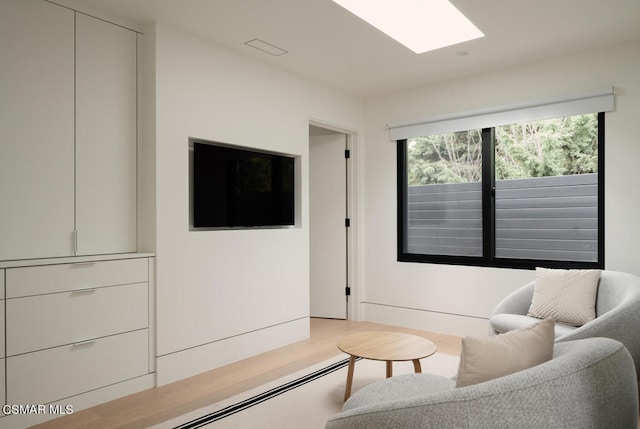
[244,38,288,56]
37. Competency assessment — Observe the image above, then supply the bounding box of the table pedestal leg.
[413,359,422,373]
[386,360,393,378]
[344,355,356,401]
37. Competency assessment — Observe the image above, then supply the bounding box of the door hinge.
[345,286,351,296]
[344,149,351,159]
[345,218,351,228]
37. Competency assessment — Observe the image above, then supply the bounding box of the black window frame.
[397,112,605,270]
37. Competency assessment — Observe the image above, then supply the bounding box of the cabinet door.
[75,14,138,255]
[0,0,75,260]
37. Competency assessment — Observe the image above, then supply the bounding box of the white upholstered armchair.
[490,270,640,376]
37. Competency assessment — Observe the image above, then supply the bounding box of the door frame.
[309,118,360,321]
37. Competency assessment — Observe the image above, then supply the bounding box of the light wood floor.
[29,319,640,429]
[32,319,462,429]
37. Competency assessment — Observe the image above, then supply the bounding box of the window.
[397,112,604,269]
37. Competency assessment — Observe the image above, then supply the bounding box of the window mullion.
[397,139,408,259]
[597,112,605,268]
[481,127,496,260]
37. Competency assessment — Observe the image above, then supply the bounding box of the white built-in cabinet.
[0,271,5,410]
[0,0,137,260]
[0,1,150,427]
[5,258,149,404]
[0,256,154,428]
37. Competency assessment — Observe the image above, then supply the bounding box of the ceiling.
[59,0,640,98]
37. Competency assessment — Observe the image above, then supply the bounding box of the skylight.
[331,0,484,54]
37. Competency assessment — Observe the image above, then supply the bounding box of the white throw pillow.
[456,318,555,388]
[527,267,601,326]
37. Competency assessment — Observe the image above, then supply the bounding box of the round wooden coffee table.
[337,331,437,400]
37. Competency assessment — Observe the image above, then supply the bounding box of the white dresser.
[0,255,155,428]
[0,1,153,427]
[0,271,5,410]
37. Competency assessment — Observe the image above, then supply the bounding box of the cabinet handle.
[70,262,96,268]
[71,339,97,347]
[70,288,97,295]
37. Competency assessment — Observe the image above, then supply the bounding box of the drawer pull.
[70,288,98,295]
[72,339,97,347]
[70,262,96,268]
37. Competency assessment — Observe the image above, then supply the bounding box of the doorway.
[309,124,352,319]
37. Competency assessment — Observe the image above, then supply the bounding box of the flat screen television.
[190,140,295,229]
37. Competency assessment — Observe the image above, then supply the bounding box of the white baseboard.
[156,317,310,386]
[362,302,489,338]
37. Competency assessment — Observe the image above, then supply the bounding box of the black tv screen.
[192,141,295,228]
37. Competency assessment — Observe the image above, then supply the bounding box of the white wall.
[361,39,640,337]
[142,20,639,383]
[151,24,363,385]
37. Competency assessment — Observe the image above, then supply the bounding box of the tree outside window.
[399,113,603,269]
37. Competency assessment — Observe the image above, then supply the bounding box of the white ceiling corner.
[58,0,640,98]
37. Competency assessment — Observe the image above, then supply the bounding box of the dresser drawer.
[7,282,148,356]
[0,358,5,407]
[6,258,148,298]
[0,270,4,358]
[7,329,149,406]
[0,304,4,358]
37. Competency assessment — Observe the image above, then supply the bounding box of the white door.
[310,129,347,319]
